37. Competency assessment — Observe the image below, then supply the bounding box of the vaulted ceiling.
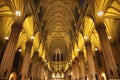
[0,0,120,72]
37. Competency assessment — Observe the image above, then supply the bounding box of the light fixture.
[77,48,80,52]
[44,60,47,63]
[61,73,64,78]
[98,11,103,16]
[95,48,98,51]
[84,36,88,40]
[86,65,88,69]
[52,73,55,78]
[108,36,112,40]
[38,49,40,52]
[15,11,21,16]
[5,36,9,40]
[30,36,34,40]
[18,49,22,52]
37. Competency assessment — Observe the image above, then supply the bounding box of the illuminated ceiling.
[0,0,120,72]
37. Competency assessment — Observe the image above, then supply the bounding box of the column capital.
[74,57,79,63]
[85,41,91,47]
[78,51,84,56]
[78,51,84,61]
[95,23,106,32]
[32,51,38,60]
[11,22,23,31]
[26,40,33,48]
[33,51,38,56]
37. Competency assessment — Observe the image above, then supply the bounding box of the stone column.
[75,58,81,80]
[0,40,4,56]
[66,70,69,79]
[72,62,75,79]
[96,23,119,78]
[0,23,22,79]
[0,40,8,63]
[30,51,38,80]
[17,55,23,80]
[78,52,86,80]
[36,58,43,80]
[21,40,33,80]
[85,41,96,80]
[111,41,120,65]
[72,61,80,80]
[67,67,72,80]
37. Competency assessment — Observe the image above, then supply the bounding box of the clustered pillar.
[72,59,80,79]
[30,51,38,80]
[36,58,43,80]
[96,23,119,78]
[78,51,86,80]
[0,23,22,79]
[20,40,33,80]
[85,41,96,80]
[111,41,120,66]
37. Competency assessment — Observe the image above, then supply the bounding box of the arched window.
[57,53,60,61]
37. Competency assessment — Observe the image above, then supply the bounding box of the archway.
[9,72,17,80]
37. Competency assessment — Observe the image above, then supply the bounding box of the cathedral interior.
[0,0,120,80]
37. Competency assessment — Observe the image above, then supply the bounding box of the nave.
[0,0,120,80]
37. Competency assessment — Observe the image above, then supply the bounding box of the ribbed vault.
[0,0,120,75]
